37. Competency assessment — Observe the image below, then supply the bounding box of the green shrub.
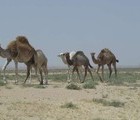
[0,80,6,86]
[93,98,124,107]
[83,81,98,89]
[66,83,81,90]
[61,102,78,109]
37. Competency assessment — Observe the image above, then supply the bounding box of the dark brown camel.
[91,48,119,81]
[0,36,38,84]
[63,51,94,83]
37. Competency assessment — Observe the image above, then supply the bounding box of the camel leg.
[29,67,32,84]
[42,66,48,85]
[72,66,81,82]
[39,69,43,85]
[96,65,103,82]
[14,61,18,84]
[101,65,104,80]
[113,62,117,77]
[87,67,94,81]
[34,65,41,82]
[107,64,112,78]
[2,58,12,83]
[75,67,81,82]
[102,65,104,82]
[82,66,87,83]
[67,66,70,80]
[71,66,76,81]
[24,65,31,84]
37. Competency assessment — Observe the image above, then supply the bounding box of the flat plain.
[0,68,140,120]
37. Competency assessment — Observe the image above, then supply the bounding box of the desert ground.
[0,68,140,120]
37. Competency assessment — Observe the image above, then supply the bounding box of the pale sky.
[0,0,140,68]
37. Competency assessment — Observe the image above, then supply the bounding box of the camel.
[91,48,119,81]
[0,36,37,84]
[25,49,48,85]
[63,51,94,83]
[58,51,76,80]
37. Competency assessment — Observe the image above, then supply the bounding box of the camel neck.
[65,53,73,66]
[91,55,99,64]
[0,47,11,58]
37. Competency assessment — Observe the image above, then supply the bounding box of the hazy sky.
[0,0,140,68]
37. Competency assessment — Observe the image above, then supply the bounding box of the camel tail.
[88,63,93,69]
[116,59,119,63]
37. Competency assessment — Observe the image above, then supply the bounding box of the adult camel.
[91,48,119,82]
[64,51,94,83]
[0,36,37,84]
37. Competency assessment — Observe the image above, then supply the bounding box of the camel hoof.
[40,82,43,85]
[81,81,84,83]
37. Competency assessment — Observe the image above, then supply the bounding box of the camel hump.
[100,48,115,58]
[75,51,84,56]
[101,48,111,53]
[72,51,85,60]
[16,36,34,50]
[15,36,36,62]
[16,36,30,45]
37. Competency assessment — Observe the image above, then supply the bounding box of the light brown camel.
[91,48,119,81]
[64,51,94,83]
[0,36,37,84]
[25,49,48,85]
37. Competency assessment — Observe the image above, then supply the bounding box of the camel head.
[58,52,69,65]
[58,52,67,58]
[58,52,69,57]
[0,44,11,58]
[57,53,64,57]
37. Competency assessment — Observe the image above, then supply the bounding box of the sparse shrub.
[108,100,125,107]
[83,81,98,89]
[61,102,78,109]
[66,83,81,90]
[0,80,6,86]
[93,98,124,107]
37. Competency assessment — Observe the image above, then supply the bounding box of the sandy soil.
[0,79,140,120]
